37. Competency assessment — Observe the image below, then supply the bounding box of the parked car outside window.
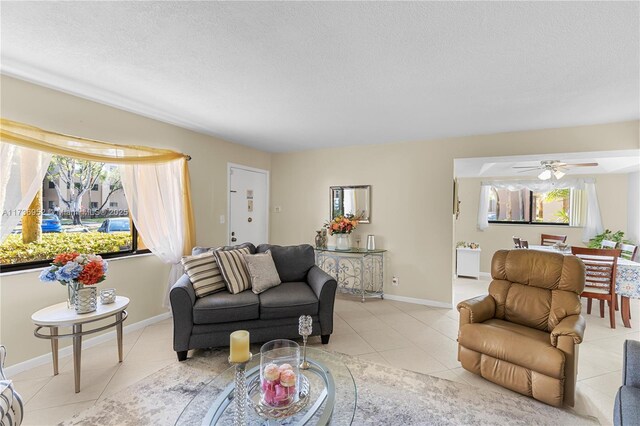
[41,214,62,233]
[98,218,131,233]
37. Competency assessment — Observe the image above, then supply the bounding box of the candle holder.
[298,315,313,370]
[229,353,252,426]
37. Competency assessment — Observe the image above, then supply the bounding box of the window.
[0,155,146,270]
[48,181,55,189]
[488,186,571,225]
[91,184,99,191]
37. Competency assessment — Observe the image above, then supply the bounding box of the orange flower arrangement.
[53,252,80,264]
[78,260,107,285]
[324,214,362,235]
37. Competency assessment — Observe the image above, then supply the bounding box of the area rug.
[63,348,598,426]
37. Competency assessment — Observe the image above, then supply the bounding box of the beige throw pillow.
[243,251,281,294]
[181,251,226,297]
[213,247,252,294]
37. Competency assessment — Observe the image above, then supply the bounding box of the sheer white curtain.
[0,143,52,243]
[477,184,491,230]
[582,181,603,242]
[120,158,190,305]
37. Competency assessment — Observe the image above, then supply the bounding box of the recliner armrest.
[550,315,585,346]
[457,295,496,326]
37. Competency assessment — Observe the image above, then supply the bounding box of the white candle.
[229,330,250,362]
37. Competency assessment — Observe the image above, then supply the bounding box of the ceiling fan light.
[553,170,565,179]
[538,170,552,180]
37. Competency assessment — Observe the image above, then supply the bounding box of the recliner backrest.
[489,250,585,332]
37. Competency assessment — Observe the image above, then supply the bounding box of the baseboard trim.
[5,311,172,378]
[383,294,453,309]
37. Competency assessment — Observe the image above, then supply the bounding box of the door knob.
[231,237,237,242]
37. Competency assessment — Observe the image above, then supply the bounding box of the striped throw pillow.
[181,251,226,297]
[213,247,252,294]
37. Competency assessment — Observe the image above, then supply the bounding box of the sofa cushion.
[244,251,281,294]
[257,244,315,282]
[458,318,565,379]
[193,290,259,324]
[214,247,252,294]
[259,282,318,319]
[181,251,226,297]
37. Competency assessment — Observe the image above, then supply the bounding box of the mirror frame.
[330,185,371,224]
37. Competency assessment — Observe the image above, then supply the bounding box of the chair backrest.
[512,236,522,248]
[600,239,618,249]
[490,250,584,332]
[571,247,620,296]
[520,240,529,249]
[620,244,638,261]
[541,233,568,246]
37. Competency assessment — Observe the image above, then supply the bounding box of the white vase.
[335,234,350,250]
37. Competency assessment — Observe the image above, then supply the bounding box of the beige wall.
[455,175,630,272]
[270,121,639,306]
[0,76,271,366]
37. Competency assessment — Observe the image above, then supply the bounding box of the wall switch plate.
[219,215,225,224]
[392,277,399,286]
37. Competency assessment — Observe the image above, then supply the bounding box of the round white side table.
[31,296,129,393]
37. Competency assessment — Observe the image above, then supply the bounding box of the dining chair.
[541,233,568,246]
[601,240,618,249]
[520,240,529,249]
[620,244,638,261]
[571,247,621,329]
[512,237,522,248]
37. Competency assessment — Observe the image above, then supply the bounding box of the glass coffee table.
[176,348,356,425]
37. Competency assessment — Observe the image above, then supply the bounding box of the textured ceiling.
[1,1,638,152]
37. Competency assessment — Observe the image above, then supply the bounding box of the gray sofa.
[170,243,337,361]
[614,340,640,425]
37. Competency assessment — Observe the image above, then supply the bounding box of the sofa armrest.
[169,274,196,352]
[307,266,338,335]
[550,315,585,346]
[623,340,640,388]
[457,295,496,327]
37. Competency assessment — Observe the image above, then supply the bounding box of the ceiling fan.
[512,160,599,180]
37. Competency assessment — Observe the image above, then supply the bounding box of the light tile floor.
[9,277,639,425]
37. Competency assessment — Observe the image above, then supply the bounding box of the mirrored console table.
[315,247,386,302]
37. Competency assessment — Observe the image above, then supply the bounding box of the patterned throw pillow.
[243,251,281,294]
[213,247,252,294]
[181,251,226,297]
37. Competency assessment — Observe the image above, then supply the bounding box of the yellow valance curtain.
[0,118,189,164]
[0,118,195,256]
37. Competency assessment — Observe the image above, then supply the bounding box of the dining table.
[525,245,639,328]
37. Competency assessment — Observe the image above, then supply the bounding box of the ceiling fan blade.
[512,166,541,169]
[565,162,599,167]
[517,169,536,173]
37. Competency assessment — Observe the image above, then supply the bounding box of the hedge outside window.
[0,156,144,269]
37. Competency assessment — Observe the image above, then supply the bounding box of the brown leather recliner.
[457,249,586,407]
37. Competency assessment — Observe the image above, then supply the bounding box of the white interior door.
[228,165,269,245]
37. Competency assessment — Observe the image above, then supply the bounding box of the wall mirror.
[330,185,371,223]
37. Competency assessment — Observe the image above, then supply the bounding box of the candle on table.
[229,330,250,362]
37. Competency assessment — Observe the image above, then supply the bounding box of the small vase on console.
[335,234,350,251]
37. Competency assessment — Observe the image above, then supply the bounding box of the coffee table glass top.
[176,348,356,425]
